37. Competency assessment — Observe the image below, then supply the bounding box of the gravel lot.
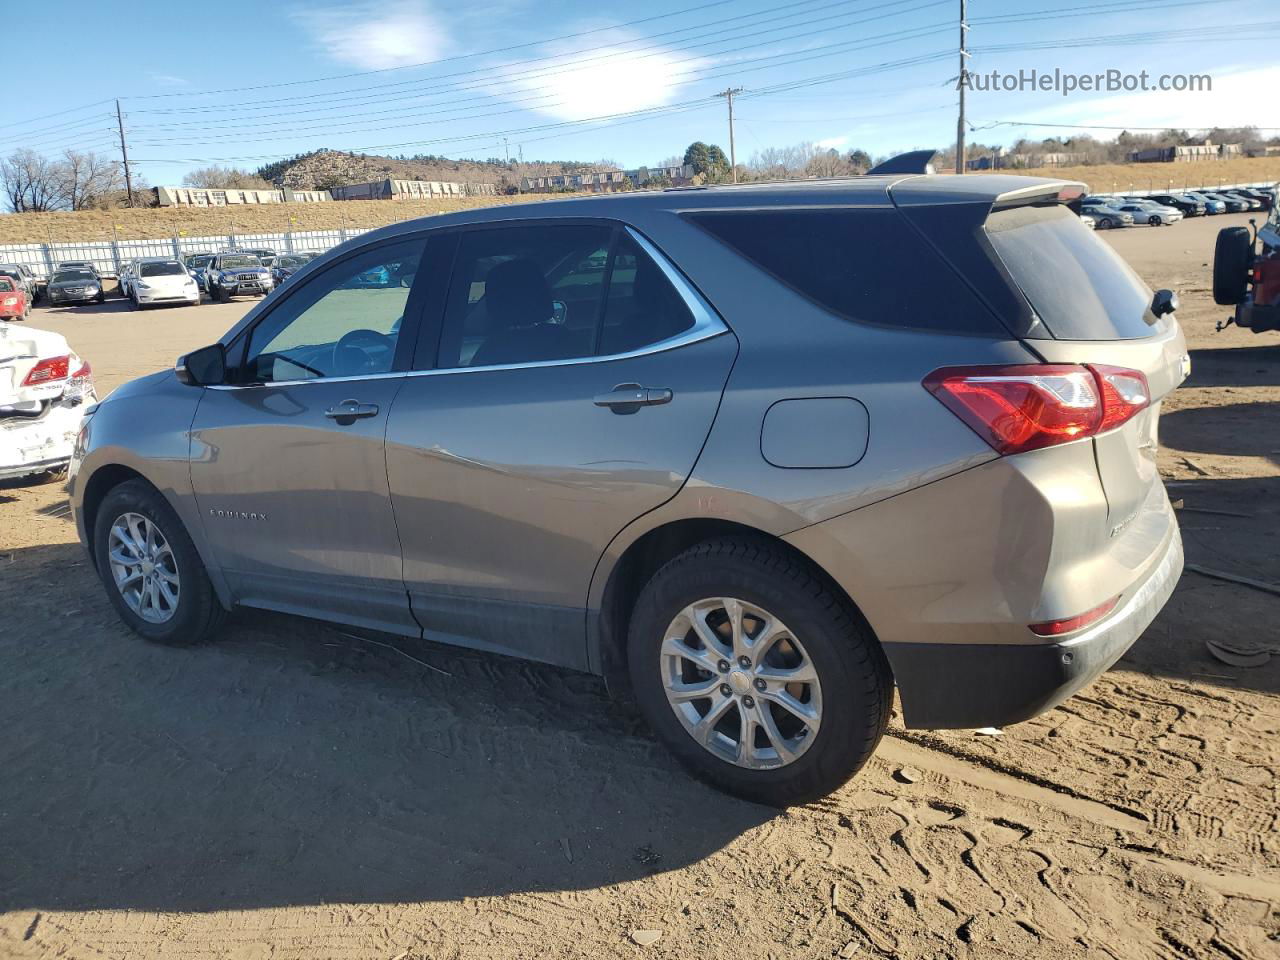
[1,214,1278,959]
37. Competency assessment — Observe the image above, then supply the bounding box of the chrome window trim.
[205,224,727,389]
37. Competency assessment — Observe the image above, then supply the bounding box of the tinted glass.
[53,270,95,282]
[438,223,613,368]
[689,208,1003,334]
[598,232,695,355]
[140,262,186,277]
[985,204,1155,340]
[0,279,14,291]
[243,239,422,383]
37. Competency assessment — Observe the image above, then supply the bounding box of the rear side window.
[687,208,1004,335]
[985,204,1154,340]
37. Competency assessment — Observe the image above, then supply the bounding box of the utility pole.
[503,137,510,165]
[955,0,969,174]
[717,87,744,183]
[115,99,135,207]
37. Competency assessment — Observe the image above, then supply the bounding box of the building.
[520,164,695,193]
[966,150,1087,171]
[326,179,498,200]
[1129,140,1243,163]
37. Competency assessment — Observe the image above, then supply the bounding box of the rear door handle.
[593,383,673,413]
[324,399,380,422]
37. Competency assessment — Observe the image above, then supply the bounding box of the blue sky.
[5,0,1277,185]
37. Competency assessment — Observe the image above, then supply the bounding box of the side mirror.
[175,343,226,386]
[1151,289,1179,318]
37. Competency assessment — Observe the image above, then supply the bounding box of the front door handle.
[324,399,380,423]
[593,383,673,414]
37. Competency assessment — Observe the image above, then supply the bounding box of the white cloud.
[815,135,850,150]
[499,37,708,122]
[1017,64,1280,134]
[299,1,448,70]
[149,73,187,88]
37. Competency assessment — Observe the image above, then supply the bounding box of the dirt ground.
[1,214,1278,960]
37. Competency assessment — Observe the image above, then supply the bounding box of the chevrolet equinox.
[71,174,1186,805]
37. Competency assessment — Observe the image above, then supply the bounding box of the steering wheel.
[332,328,392,377]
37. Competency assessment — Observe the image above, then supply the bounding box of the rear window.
[687,208,1004,335]
[985,204,1155,340]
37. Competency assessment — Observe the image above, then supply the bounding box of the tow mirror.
[1151,289,1179,318]
[175,343,227,386]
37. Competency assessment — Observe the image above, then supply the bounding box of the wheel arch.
[590,516,885,699]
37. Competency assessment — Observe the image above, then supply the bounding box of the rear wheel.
[1213,226,1252,306]
[93,479,226,646]
[627,538,891,806]
[1097,217,1113,229]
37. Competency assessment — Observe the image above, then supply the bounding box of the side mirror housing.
[175,343,227,386]
[1151,289,1179,318]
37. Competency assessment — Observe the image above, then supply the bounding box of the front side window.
[436,223,696,369]
[242,238,423,383]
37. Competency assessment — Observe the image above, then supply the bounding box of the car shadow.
[1184,342,1280,390]
[0,542,774,915]
[1161,399,1280,467]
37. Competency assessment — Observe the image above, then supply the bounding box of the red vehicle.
[1214,189,1280,334]
[0,276,29,321]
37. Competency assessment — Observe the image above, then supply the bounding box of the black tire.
[92,479,226,646]
[626,537,892,806]
[217,285,231,303]
[1097,217,1113,230]
[95,291,105,304]
[1213,226,1252,306]
[129,294,140,310]
[1148,215,1161,226]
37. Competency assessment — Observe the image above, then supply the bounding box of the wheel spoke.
[724,597,747,659]
[115,567,143,588]
[667,675,720,703]
[755,702,799,764]
[754,660,818,685]
[109,546,140,568]
[157,578,179,610]
[691,693,735,746]
[687,603,730,660]
[736,701,760,767]
[662,633,719,675]
[760,688,819,725]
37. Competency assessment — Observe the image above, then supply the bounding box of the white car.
[0,324,96,481]
[130,260,202,309]
[1116,199,1183,226]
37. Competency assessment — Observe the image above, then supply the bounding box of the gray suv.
[70,175,1186,804]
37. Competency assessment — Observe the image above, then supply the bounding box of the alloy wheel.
[661,597,822,770]
[108,512,181,624]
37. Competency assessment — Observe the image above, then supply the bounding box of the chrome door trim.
[206,223,730,388]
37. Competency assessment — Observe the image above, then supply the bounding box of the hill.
[255,149,607,192]
[971,156,1280,194]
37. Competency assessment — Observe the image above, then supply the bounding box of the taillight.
[20,355,71,386]
[924,363,1149,455]
[1029,596,1119,637]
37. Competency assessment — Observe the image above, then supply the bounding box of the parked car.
[1200,192,1248,213]
[240,248,277,268]
[130,260,202,310]
[270,253,315,286]
[45,267,105,306]
[1,322,95,481]
[1079,197,1134,228]
[118,258,173,300]
[1079,213,1097,229]
[1214,192,1280,334]
[70,175,1188,805]
[205,253,273,302]
[183,254,216,293]
[1218,189,1263,211]
[1184,192,1227,214]
[1232,188,1275,210]
[55,260,99,275]
[1143,194,1205,217]
[1114,199,1182,226]
[0,276,30,321]
[0,263,43,304]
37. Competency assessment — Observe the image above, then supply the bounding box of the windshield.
[220,256,262,269]
[0,279,14,292]
[140,262,186,277]
[985,203,1156,340]
[277,256,306,267]
[53,270,96,282]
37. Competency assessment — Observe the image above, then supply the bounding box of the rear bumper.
[882,529,1182,728]
[1236,298,1280,334]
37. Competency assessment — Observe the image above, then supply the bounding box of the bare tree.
[805,148,850,179]
[59,150,124,210]
[182,165,274,189]
[0,149,63,212]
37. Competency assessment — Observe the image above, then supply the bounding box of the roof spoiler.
[867,150,937,175]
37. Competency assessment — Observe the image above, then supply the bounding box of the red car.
[0,276,29,321]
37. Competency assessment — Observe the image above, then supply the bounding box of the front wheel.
[1097,217,1113,229]
[1148,215,1161,226]
[93,479,226,646]
[627,538,892,806]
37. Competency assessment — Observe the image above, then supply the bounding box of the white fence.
[0,228,375,280]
